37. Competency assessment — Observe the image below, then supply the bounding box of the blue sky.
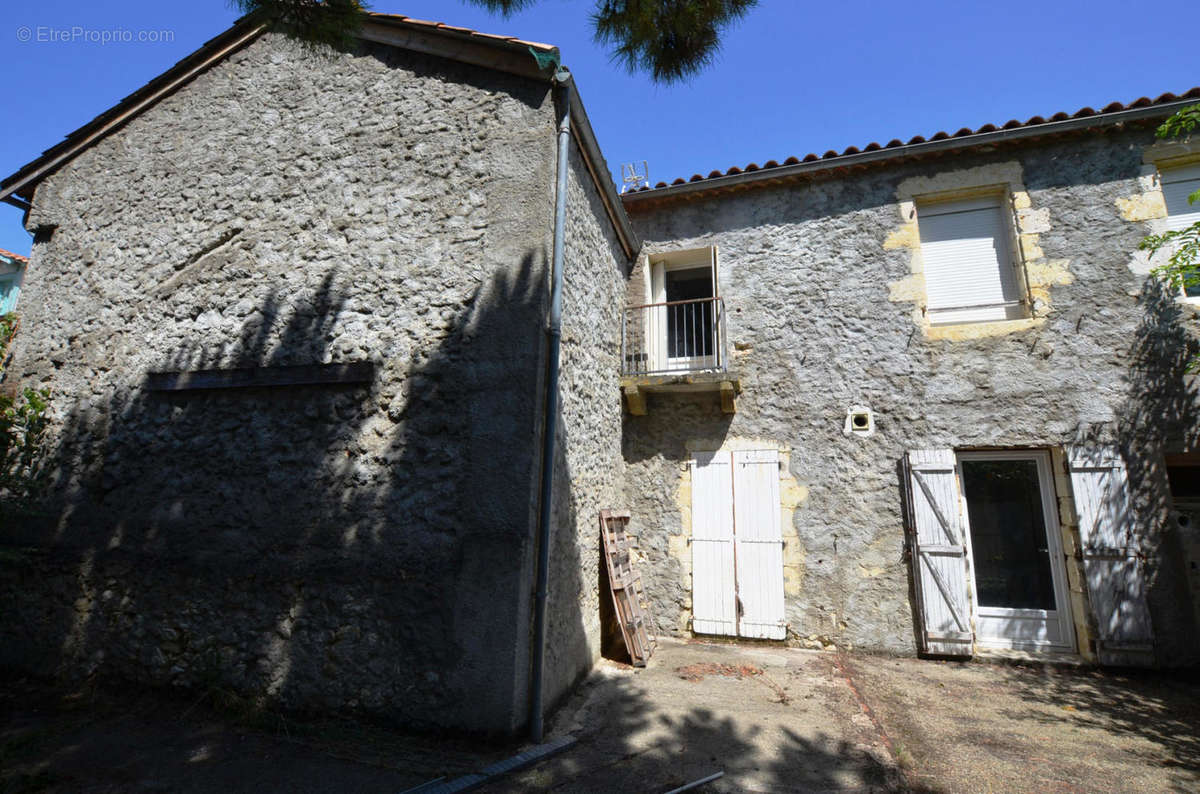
[3,0,1197,256]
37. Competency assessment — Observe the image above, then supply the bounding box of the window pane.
[664,267,713,358]
[961,458,1056,610]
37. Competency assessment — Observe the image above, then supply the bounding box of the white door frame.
[956,450,1076,652]
[648,247,719,373]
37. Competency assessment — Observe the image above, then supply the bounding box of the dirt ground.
[3,640,1199,793]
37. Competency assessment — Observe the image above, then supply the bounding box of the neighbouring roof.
[361,11,557,54]
[0,13,638,258]
[0,248,29,266]
[622,87,1200,206]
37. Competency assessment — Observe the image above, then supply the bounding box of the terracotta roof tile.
[363,12,557,52]
[0,248,29,264]
[628,87,1200,196]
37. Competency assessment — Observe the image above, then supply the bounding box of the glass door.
[957,451,1075,651]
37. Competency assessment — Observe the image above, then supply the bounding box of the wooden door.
[1067,446,1154,665]
[692,450,786,639]
[733,450,786,639]
[691,452,737,636]
[904,449,973,657]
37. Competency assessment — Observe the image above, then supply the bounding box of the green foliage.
[0,314,51,518]
[1144,102,1200,301]
[468,0,761,84]
[590,0,758,84]
[232,0,369,52]
[1142,221,1200,292]
[1143,102,1200,369]
[1155,102,1200,139]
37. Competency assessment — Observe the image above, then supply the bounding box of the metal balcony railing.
[621,296,728,377]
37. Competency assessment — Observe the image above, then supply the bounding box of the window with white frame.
[642,246,721,372]
[915,194,1026,325]
[1160,163,1200,299]
[0,264,23,315]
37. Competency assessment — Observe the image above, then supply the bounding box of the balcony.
[619,296,740,415]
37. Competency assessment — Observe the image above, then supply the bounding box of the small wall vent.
[844,405,875,437]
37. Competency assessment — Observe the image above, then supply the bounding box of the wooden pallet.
[600,509,657,666]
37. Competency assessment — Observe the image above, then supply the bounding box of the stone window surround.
[914,189,1029,326]
[662,436,807,636]
[1120,139,1200,305]
[885,161,1073,341]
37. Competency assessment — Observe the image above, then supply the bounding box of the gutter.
[621,97,1200,207]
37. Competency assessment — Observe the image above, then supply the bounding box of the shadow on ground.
[849,653,1200,794]
[488,641,917,794]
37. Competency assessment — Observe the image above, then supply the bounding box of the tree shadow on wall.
[1083,278,1200,664]
[0,250,590,738]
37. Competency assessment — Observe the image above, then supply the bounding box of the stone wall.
[538,136,630,712]
[623,127,1200,665]
[0,33,567,734]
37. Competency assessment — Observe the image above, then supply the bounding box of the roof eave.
[621,98,1199,208]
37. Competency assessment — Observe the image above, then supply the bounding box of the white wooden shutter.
[918,196,1023,325]
[1162,163,1200,233]
[904,450,973,656]
[1066,446,1154,665]
[733,450,786,640]
[691,452,737,636]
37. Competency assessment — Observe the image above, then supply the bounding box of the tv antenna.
[621,161,649,193]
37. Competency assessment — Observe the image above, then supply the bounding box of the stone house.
[0,11,1198,736]
[0,248,28,314]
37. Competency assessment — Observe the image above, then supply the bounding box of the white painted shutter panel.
[904,450,973,657]
[1066,446,1154,665]
[918,197,1023,325]
[733,450,786,640]
[1162,163,1200,233]
[691,452,737,636]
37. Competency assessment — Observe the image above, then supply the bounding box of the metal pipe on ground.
[529,65,573,744]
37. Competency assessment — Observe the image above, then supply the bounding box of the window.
[1160,163,1200,299]
[0,268,23,315]
[916,195,1026,325]
[643,246,722,373]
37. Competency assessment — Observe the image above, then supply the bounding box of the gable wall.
[0,33,563,734]
[624,128,1200,665]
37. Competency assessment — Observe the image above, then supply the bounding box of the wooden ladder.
[600,510,657,666]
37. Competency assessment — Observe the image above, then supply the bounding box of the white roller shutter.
[1066,446,1154,666]
[904,450,973,657]
[917,196,1024,325]
[1162,163,1200,233]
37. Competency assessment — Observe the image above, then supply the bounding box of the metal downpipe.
[530,66,572,743]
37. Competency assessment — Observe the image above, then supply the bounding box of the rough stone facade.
[623,127,1200,666]
[539,142,630,706]
[0,32,628,734]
